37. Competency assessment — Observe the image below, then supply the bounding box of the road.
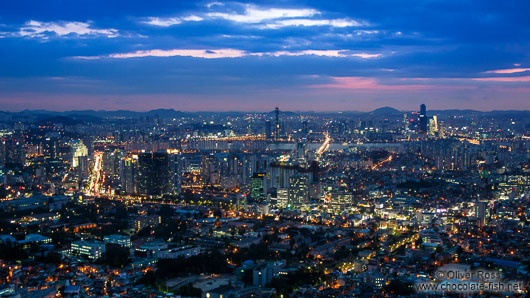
[316,132,331,157]
[86,151,103,196]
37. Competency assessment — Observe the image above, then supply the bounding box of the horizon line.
[3,107,530,114]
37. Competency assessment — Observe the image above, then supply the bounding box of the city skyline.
[0,76,529,297]
[1,0,530,111]
[1,1,529,296]
[3,105,530,114]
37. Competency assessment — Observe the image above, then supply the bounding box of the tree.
[104,244,130,268]
[155,251,231,278]
[0,242,27,261]
[174,283,202,297]
[36,251,62,264]
[158,205,174,219]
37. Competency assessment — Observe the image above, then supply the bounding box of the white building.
[104,234,131,248]
[71,241,106,260]
[156,246,201,259]
[253,261,283,287]
[71,141,88,168]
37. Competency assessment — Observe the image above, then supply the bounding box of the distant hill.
[6,109,190,120]
[62,109,189,119]
[38,116,82,126]
[371,107,401,114]
[2,108,529,121]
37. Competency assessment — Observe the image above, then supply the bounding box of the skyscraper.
[200,153,217,186]
[168,152,182,194]
[137,152,169,196]
[250,172,266,201]
[419,104,428,133]
[274,107,280,142]
[288,175,309,206]
[295,142,306,161]
[71,141,88,168]
[265,119,272,140]
[0,137,25,168]
[403,113,409,132]
[428,115,438,136]
[120,155,138,194]
[475,201,488,227]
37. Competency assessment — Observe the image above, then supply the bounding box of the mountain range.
[0,107,528,123]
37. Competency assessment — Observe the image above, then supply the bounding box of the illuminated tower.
[274,107,280,142]
[428,115,438,136]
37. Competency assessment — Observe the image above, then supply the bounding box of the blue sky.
[1,0,529,111]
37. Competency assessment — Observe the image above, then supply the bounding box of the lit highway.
[316,132,331,157]
[85,151,103,196]
[371,154,393,170]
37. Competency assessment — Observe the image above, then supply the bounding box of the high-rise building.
[168,152,182,194]
[0,137,25,168]
[135,215,161,231]
[137,152,169,196]
[77,155,89,178]
[428,115,438,136]
[295,142,306,161]
[302,120,309,135]
[475,201,488,227]
[120,155,138,194]
[274,107,280,142]
[288,175,309,206]
[42,137,58,160]
[419,104,428,133]
[71,141,88,168]
[265,119,272,140]
[103,149,123,182]
[403,113,409,132]
[200,153,219,186]
[250,172,266,201]
[268,162,298,189]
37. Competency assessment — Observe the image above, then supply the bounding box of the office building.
[137,152,169,196]
[288,175,309,206]
[419,104,428,133]
[71,241,106,260]
[135,215,161,231]
[104,234,132,248]
[250,172,266,201]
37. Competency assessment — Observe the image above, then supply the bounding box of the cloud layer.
[76,48,383,59]
[0,0,529,111]
[16,20,118,38]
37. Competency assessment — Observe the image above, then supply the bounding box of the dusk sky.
[1,0,530,112]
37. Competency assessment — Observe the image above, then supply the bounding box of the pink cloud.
[473,76,530,82]
[75,49,383,60]
[259,50,381,58]
[108,48,247,59]
[75,49,247,59]
[312,76,434,91]
[483,68,530,74]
